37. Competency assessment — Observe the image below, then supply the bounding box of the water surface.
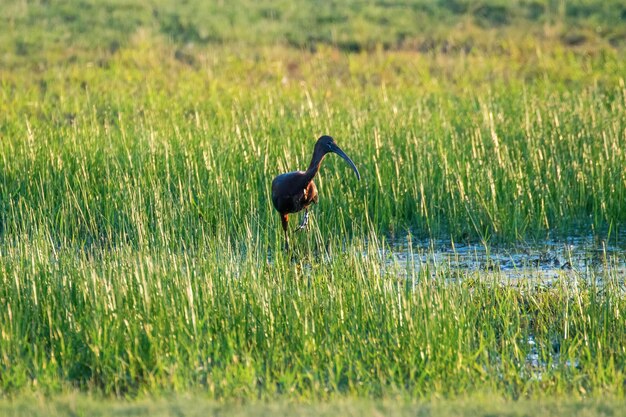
[380,233,626,283]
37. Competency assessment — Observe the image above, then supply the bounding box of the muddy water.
[380,233,626,282]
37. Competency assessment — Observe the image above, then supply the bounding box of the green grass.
[3,0,626,59]
[2,395,626,417]
[1,0,626,404]
[2,42,625,242]
[1,239,625,397]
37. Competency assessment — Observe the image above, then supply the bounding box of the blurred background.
[2,0,625,62]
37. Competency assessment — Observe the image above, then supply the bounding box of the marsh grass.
[0,234,625,397]
[1,0,626,401]
[2,41,625,245]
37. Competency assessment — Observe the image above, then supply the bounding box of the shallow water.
[378,233,625,377]
[379,233,626,283]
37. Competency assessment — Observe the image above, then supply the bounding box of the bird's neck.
[303,149,326,183]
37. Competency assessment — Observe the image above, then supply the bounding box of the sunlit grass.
[2,40,625,244]
[1,233,625,397]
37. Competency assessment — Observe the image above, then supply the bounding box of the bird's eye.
[326,143,332,150]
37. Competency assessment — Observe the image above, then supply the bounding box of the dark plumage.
[271,135,360,250]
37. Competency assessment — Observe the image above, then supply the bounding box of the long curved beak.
[330,143,361,180]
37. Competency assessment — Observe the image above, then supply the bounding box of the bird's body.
[271,135,360,250]
[271,171,318,215]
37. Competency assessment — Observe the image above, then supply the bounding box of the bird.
[271,135,360,250]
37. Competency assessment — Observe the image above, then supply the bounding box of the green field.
[2,395,626,417]
[1,0,626,414]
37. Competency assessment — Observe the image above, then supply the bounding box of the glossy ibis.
[271,135,360,250]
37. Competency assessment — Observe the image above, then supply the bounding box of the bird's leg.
[281,214,289,251]
[296,209,310,231]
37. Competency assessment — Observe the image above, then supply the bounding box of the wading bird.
[271,135,360,250]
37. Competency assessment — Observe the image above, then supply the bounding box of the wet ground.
[380,233,626,282]
[379,233,625,377]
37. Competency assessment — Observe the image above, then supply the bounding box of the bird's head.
[316,135,361,180]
